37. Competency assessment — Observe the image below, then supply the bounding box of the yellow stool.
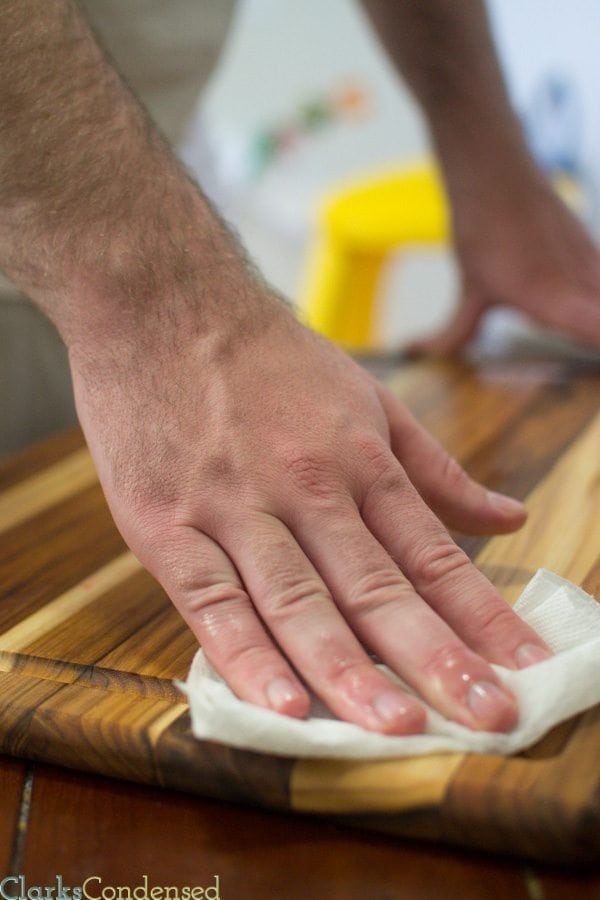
[301,162,449,352]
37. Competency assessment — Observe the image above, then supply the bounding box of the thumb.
[408,287,488,357]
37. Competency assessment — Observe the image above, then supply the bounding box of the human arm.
[361,0,600,351]
[0,0,551,733]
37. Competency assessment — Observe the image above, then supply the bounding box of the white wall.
[488,0,600,234]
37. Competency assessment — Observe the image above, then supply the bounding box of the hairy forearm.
[361,0,543,204]
[0,0,264,351]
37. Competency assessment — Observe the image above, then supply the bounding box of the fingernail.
[267,677,302,713]
[467,681,517,730]
[515,642,553,668]
[487,490,526,516]
[373,690,425,733]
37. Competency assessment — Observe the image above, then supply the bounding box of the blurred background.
[3,0,599,460]
[180,0,600,353]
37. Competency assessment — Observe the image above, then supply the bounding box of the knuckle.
[264,574,330,620]
[280,447,342,501]
[175,569,248,614]
[469,601,521,645]
[347,568,412,620]
[364,461,406,503]
[216,640,275,676]
[355,433,406,495]
[356,432,393,474]
[410,536,470,587]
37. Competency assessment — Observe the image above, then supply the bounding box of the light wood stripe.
[476,411,600,604]
[0,448,97,535]
[0,552,141,652]
[0,650,183,702]
[146,703,190,744]
[291,755,465,813]
[291,410,599,818]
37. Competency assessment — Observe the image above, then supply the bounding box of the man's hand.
[362,0,600,354]
[416,176,600,355]
[71,301,550,734]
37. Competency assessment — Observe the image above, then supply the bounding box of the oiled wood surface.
[4,754,599,898]
[0,352,599,890]
[16,763,535,900]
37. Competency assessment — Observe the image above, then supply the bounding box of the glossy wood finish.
[0,351,598,892]
[19,764,534,899]
[4,755,599,898]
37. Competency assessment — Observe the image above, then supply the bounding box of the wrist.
[64,215,292,389]
[9,152,284,359]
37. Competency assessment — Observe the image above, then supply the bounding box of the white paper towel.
[180,570,600,758]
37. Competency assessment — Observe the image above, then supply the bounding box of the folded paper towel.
[180,570,600,758]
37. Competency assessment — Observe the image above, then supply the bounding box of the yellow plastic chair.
[301,162,449,352]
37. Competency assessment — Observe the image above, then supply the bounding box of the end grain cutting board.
[0,356,598,864]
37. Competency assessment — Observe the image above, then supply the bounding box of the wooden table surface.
[1,345,599,898]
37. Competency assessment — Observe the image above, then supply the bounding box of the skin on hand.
[71,303,551,737]
[413,180,600,355]
[0,0,553,740]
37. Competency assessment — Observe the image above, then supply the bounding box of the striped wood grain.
[0,448,96,535]
[290,386,599,861]
[0,359,597,863]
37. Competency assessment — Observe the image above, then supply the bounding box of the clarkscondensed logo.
[0,876,221,900]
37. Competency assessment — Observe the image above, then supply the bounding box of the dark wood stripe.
[153,711,294,809]
[440,708,600,864]
[0,755,27,877]
[582,555,600,598]
[0,650,183,702]
[0,486,126,631]
[0,429,84,493]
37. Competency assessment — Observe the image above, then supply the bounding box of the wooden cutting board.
[0,356,598,864]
